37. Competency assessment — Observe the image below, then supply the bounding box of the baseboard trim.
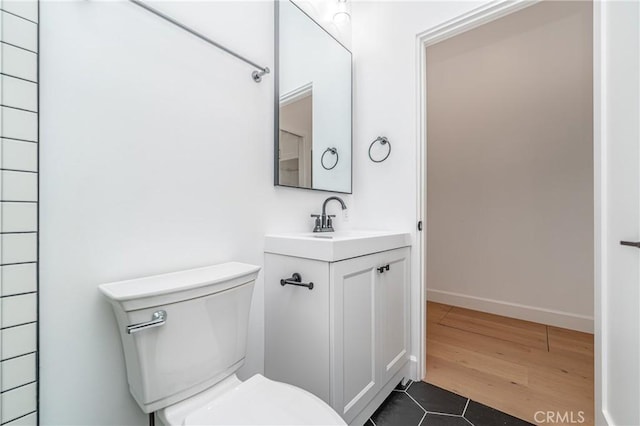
[427,289,594,333]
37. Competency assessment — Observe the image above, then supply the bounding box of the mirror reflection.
[276,0,352,193]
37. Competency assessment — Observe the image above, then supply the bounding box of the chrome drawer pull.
[126,310,167,334]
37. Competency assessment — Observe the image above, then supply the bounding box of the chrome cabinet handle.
[126,310,167,334]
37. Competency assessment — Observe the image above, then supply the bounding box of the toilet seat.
[159,374,346,426]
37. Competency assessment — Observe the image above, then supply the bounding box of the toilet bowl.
[99,262,345,426]
[158,374,344,425]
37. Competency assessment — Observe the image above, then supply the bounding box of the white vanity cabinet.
[330,248,410,422]
[264,234,410,426]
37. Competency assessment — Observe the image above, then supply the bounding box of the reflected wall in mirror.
[275,0,352,193]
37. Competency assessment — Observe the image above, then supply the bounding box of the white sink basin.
[264,230,411,262]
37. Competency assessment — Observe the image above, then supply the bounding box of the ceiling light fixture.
[333,0,350,24]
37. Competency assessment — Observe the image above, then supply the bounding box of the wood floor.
[425,302,594,425]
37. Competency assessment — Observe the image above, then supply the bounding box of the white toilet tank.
[99,262,261,413]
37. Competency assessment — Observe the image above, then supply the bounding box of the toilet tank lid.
[99,262,261,302]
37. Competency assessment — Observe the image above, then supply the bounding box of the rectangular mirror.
[275,0,352,193]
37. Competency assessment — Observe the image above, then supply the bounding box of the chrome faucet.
[311,196,347,232]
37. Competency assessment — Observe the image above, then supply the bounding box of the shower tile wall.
[0,1,38,425]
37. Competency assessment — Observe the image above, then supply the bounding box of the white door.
[598,1,640,424]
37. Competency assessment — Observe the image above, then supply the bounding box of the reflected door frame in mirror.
[274,0,353,194]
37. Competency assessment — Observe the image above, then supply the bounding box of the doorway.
[418,1,594,424]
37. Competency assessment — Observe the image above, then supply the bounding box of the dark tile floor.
[366,381,534,426]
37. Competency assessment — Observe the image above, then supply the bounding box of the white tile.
[0,233,36,264]
[1,11,37,52]
[0,382,36,423]
[2,170,37,201]
[1,107,37,141]
[2,139,37,171]
[1,352,35,391]
[1,44,37,82]
[1,75,37,111]
[2,293,36,327]
[1,263,36,296]
[1,202,36,232]
[1,322,35,360]
[1,1,38,23]
[4,411,36,426]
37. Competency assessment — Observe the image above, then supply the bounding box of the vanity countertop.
[264,230,411,262]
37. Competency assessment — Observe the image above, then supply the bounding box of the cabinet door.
[379,247,410,383]
[330,252,385,423]
[265,254,331,403]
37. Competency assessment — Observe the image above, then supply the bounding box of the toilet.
[99,262,345,426]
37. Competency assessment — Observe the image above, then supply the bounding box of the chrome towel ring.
[321,147,339,170]
[369,136,391,163]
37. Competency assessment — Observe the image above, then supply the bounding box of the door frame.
[592,2,605,423]
[414,2,603,422]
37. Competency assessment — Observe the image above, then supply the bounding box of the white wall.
[40,2,352,425]
[350,0,488,376]
[426,1,594,332]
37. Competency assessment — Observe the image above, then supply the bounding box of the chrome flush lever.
[126,310,167,334]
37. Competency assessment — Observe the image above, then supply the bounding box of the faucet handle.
[326,215,336,230]
[311,214,322,232]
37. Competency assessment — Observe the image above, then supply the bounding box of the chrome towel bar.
[129,0,270,82]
